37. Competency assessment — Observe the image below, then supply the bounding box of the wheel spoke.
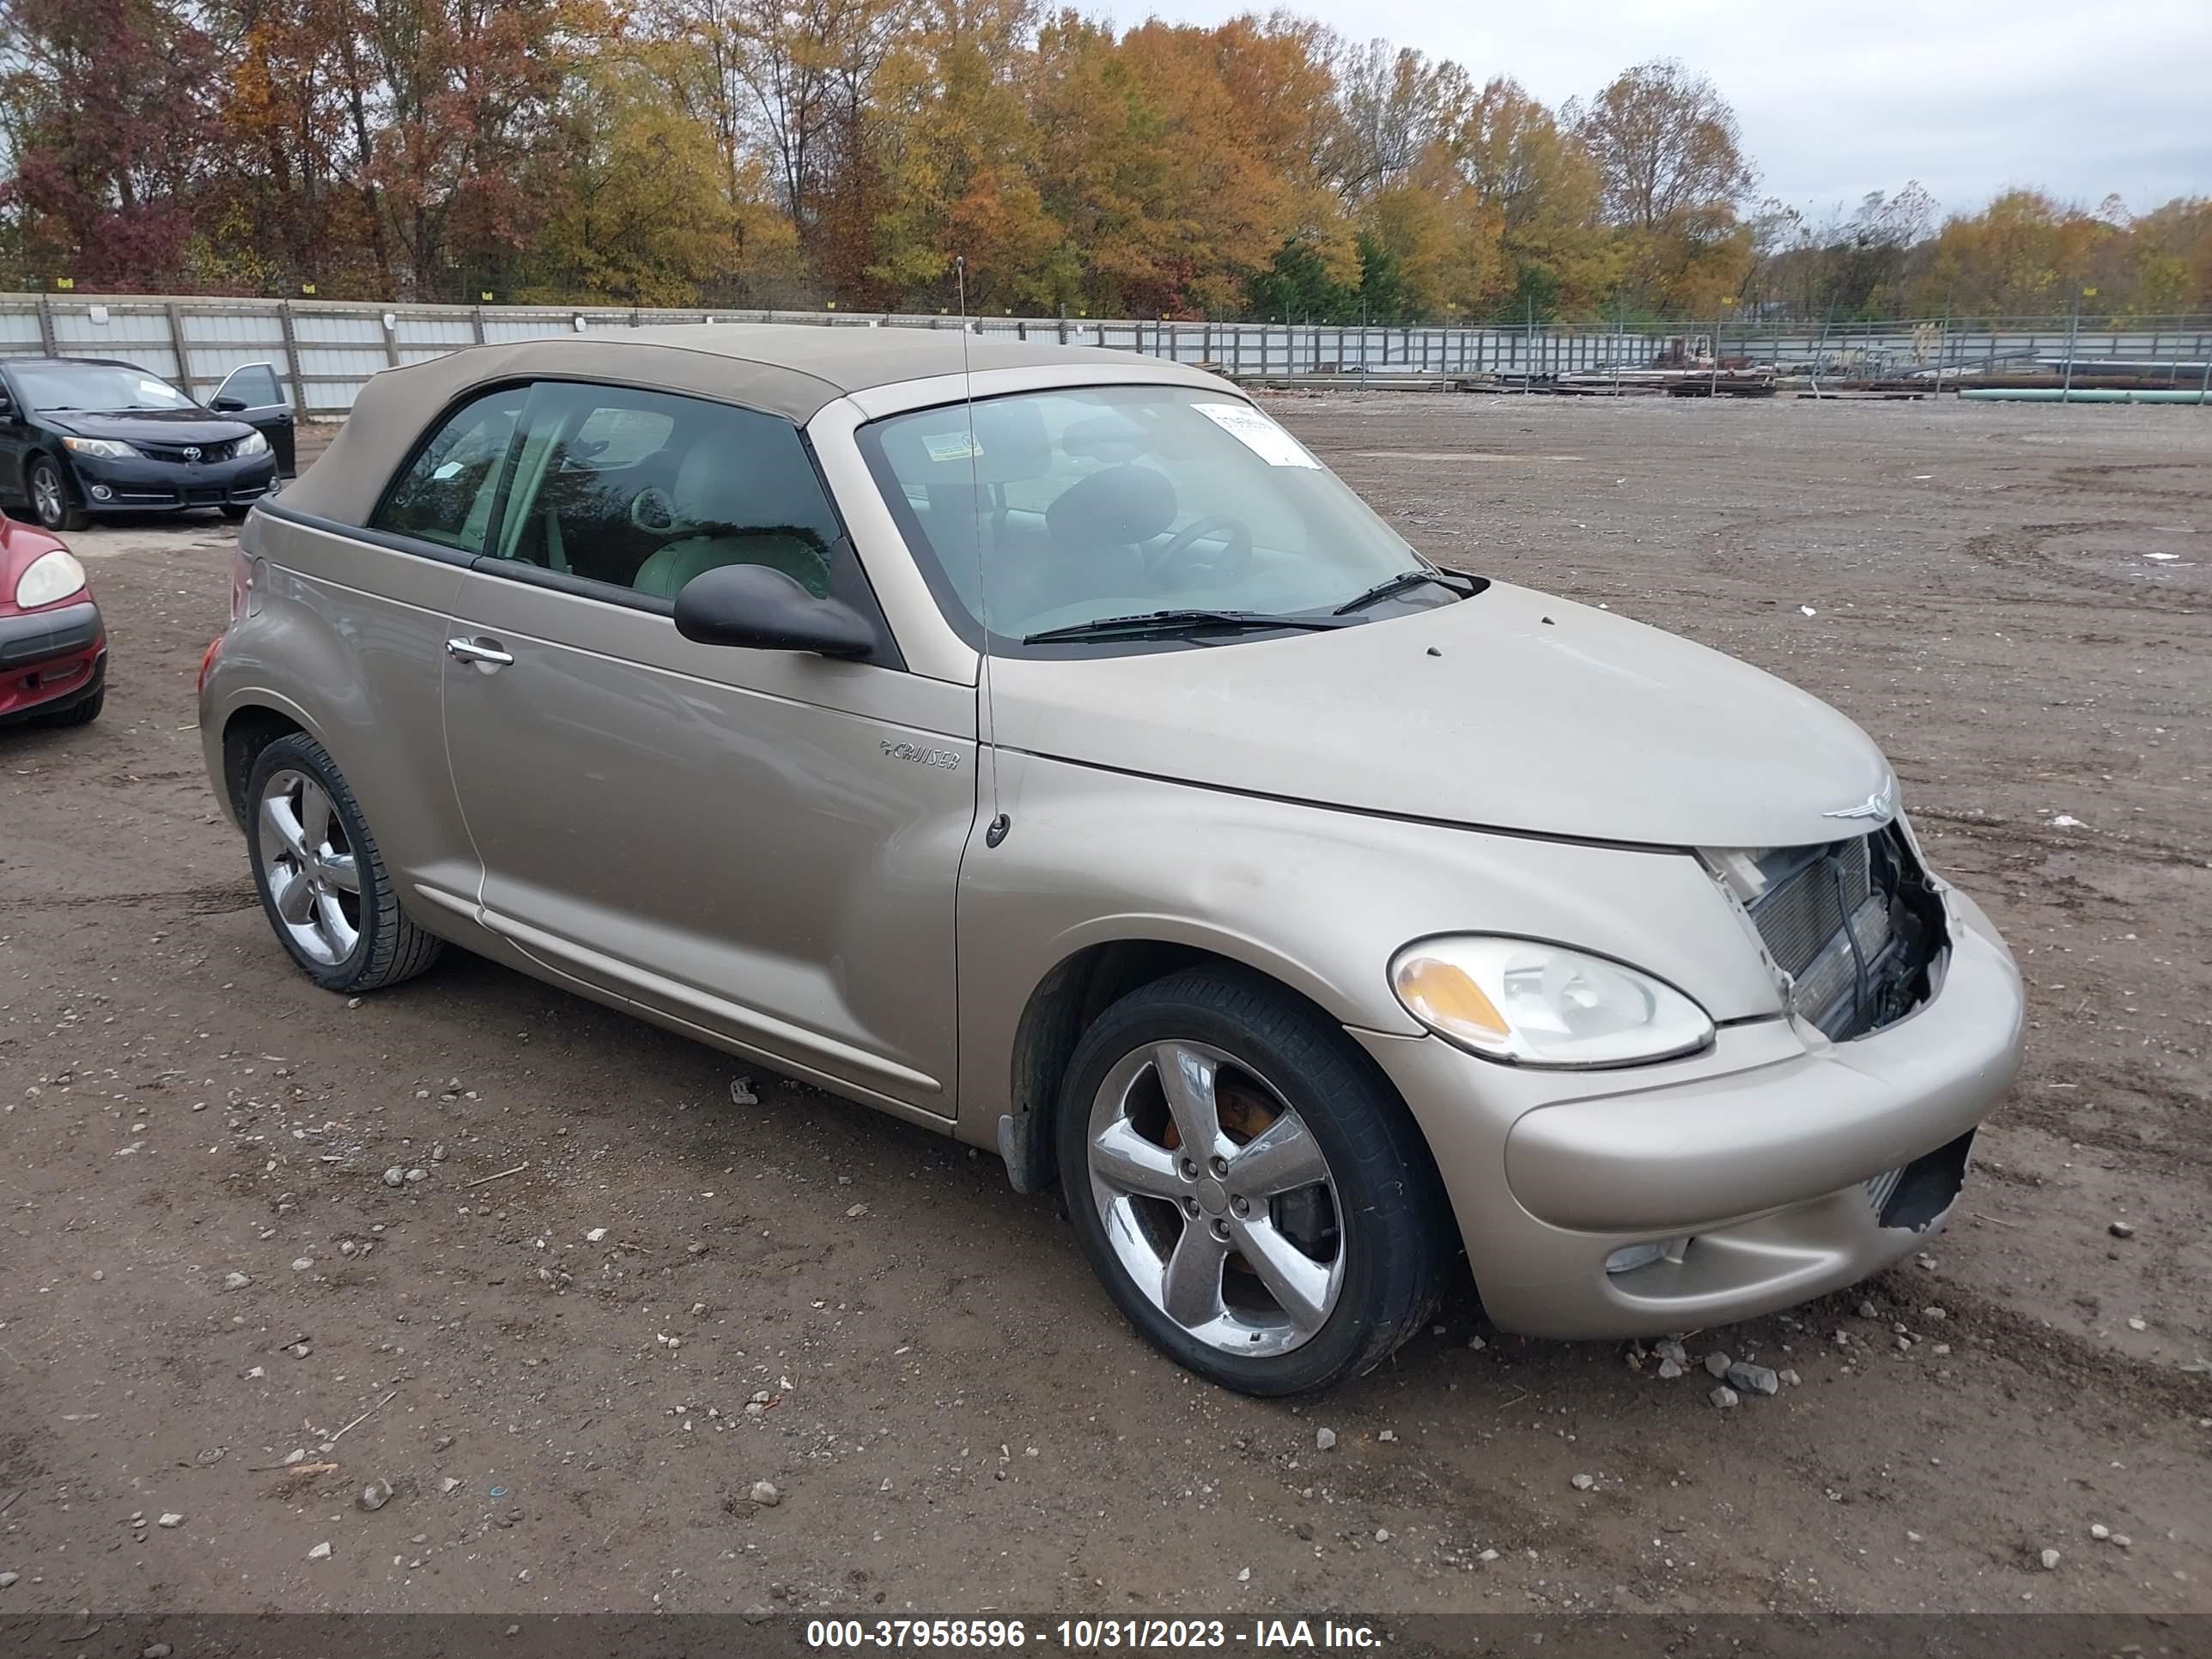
[1091,1119,1186,1202]
[299,781,333,852]
[319,852,361,895]
[1228,1113,1329,1200]
[314,890,359,958]
[273,867,317,924]
[1153,1042,1223,1161]
[261,793,308,861]
[1159,1220,1229,1328]
[1231,1215,1333,1335]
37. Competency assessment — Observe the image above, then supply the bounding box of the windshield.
[12,362,197,413]
[857,385,1461,650]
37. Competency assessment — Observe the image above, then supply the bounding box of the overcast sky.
[1097,0,2212,221]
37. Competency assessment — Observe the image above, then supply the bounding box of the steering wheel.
[630,485,679,535]
[1144,514,1254,583]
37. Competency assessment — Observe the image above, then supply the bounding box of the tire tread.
[247,732,442,994]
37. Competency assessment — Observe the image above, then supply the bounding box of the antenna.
[956,257,1009,848]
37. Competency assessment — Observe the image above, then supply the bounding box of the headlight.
[62,435,135,459]
[234,429,270,459]
[15,548,88,610]
[1389,936,1713,1067]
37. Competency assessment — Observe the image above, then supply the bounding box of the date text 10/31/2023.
[805,1619,1382,1650]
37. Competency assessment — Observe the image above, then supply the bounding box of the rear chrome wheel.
[244,732,442,994]
[257,769,362,966]
[1086,1041,1343,1358]
[1058,968,1447,1395]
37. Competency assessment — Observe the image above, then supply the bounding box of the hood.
[991,582,1895,849]
[50,410,252,446]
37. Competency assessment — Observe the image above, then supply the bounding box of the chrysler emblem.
[1824,776,1896,822]
[182,445,203,462]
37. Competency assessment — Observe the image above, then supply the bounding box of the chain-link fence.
[4,292,2207,417]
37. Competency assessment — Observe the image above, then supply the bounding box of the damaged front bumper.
[1352,888,2025,1340]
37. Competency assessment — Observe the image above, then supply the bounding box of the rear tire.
[1056,966,1447,1395]
[245,732,442,994]
[221,504,251,522]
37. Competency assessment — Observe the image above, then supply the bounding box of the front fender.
[954,748,1784,1147]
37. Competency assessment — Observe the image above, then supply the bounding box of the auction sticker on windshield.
[1194,401,1319,468]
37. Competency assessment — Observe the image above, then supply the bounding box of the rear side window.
[372,386,526,555]
[488,382,845,601]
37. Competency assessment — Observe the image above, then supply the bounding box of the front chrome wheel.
[1085,1040,1344,1358]
[30,459,65,528]
[256,768,362,966]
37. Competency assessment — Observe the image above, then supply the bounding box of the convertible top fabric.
[279,324,1223,526]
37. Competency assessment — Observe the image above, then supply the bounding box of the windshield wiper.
[1024,608,1360,645]
[1333,567,1474,615]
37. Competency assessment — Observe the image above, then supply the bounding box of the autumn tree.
[1449,78,1611,316]
[0,0,223,283]
[1570,58,1754,311]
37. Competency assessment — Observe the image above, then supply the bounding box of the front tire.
[32,685,102,727]
[1056,967,1447,1395]
[221,504,252,522]
[245,732,442,993]
[27,454,88,532]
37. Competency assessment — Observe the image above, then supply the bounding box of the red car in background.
[0,508,104,727]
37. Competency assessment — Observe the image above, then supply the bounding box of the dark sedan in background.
[0,356,289,531]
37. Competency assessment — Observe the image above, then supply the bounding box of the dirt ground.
[1,393,2207,1620]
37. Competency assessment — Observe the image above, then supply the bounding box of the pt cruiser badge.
[882,739,961,769]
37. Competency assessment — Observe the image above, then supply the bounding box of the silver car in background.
[198,326,2025,1395]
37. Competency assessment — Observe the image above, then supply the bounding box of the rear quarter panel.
[199,514,477,916]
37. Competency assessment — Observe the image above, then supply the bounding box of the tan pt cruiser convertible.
[198,326,2025,1395]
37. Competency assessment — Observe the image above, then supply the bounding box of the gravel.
[1571,1474,1595,1491]
[2109,1221,2136,1238]
[750,1480,781,1507]
[1710,1386,1741,1409]
[1704,1352,1732,1378]
[383,1167,405,1188]
[1726,1362,1781,1397]
[358,1480,392,1512]
[1315,1428,1336,1451]
[2039,1548,2062,1571]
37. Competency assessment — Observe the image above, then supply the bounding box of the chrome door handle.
[446,636,514,666]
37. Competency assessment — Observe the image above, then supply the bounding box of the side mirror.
[210,395,247,413]
[673,563,873,659]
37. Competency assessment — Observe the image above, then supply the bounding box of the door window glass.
[217,363,285,409]
[489,382,843,600]
[370,386,526,555]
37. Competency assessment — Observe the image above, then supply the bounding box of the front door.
[440,380,974,1115]
[210,362,298,475]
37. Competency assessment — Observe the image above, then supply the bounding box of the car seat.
[632,440,831,599]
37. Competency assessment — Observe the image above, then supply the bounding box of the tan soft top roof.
[283,324,1226,526]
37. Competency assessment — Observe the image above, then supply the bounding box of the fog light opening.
[1605,1242,1668,1276]
[89,483,113,501]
